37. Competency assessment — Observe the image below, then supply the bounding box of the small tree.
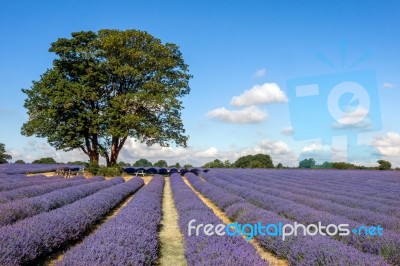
[117,161,131,167]
[299,158,316,169]
[154,160,168,168]
[14,159,26,164]
[223,160,232,168]
[174,162,181,168]
[377,160,392,170]
[0,143,12,164]
[183,163,193,169]
[276,163,283,169]
[32,157,57,164]
[321,161,332,169]
[202,159,224,168]
[234,154,274,168]
[133,158,153,167]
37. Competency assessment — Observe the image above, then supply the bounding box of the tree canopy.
[21,29,191,166]
[377,160,392,170]
[133,158,153,167]
[299,158,316,169]
[234,154,274,168]
[32,157,57,164]
[0,143,12,164]
[153,160,168,168]
[202,159,225,168]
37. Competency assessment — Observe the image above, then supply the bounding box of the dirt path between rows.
[158,177,187,266]
[181,176,288,266]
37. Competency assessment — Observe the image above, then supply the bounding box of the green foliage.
[0,143,12,164]
[86,162,100,175]
[133,158,153,167]
[14,160,26,164]
[153,160,168,168]
[331,162,356,169]
[67,160,87,165]
[117,161,131,167]
[321,161,333,169]
[234,154,274,168]
[174,162,181,168]
[299,158,316,169]
[202,159,225,168]
[96,165,122,177]
[32,157,57,164]
[21,29,192,167]
[276,163,283,169]
[377,160,392,170]
[224,160,232,168]
[183,163,193,169]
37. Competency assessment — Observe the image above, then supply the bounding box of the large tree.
[0,143,12,164]
[21,30,191,166]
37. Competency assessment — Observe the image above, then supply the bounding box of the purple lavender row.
[0,175,90,204]
[216,169,400,202]
[215,171,400,230]
[219,169,399,200]
[0,175,65,192]
[0,163,79,175]
[242,170,400,215]
[202,171,400,265]
[170,173,266,266]
[0,177,144,265]
[0,174,52,183]
[253,169,400,200]
[58,175,164,265]
[0,177,122,226]
[185,172,388,265]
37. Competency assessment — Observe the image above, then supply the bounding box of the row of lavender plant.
[210,171,400,230]
[0,176,93,204]
[218,169,399,201]
[170,173,266,265]
[58,175,164,265]
[0,163,79,175]
[0,174,52,183]
[0,175,64,191]
[202,171,400,265]
[249,169,400,200]
[185,172,388,265]
[239,170,400,215]
[223,169,400,203]
[0,177,123,226]
[0,177,144,265]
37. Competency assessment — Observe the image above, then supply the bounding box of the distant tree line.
[201,154,275,168]
[298,158,393,170]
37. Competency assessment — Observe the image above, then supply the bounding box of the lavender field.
[0,164,399,265]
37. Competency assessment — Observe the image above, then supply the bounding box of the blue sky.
[1,0,399,166]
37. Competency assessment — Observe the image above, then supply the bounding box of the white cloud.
[302,142,331,153]
[95,138,298,167]
[207,106,267,124]
[230,83,288,106]
[9,140,87,163]
[332,107,371,129]
[253,68,266,78]
[281,127,294,136]
[371,132,400,157]
[255,140,292,155]
[383,83,394,89]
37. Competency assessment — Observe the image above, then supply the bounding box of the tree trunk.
[89,150,99,165]
[108,136,127,167]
